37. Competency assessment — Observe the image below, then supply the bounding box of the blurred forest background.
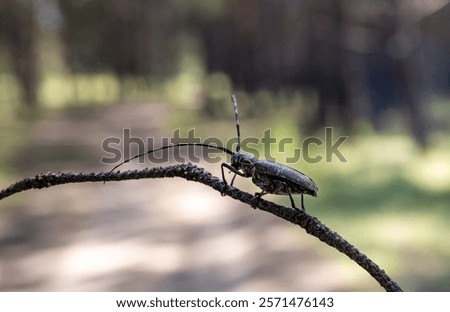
[0,0,449,291]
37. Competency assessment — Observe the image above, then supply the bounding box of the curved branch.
[0,163,402,291]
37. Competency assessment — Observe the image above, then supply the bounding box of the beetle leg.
[221,163,247,181]
[220,163,229,196]
[282,186,302,210]
[220,163,229,185]
[287,192,297,209]
[220,163,246,196]
[273,182,299,210]
[230,174,237,186]
[252,191,267,208]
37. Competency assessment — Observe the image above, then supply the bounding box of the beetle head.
[231,152,257,172]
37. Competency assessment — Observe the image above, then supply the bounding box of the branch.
[0,163,402,291]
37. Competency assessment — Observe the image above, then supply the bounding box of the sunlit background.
[0,0,449,291]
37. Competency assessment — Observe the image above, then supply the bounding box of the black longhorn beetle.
[107,95,318,210]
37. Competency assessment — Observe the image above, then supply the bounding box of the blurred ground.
[0,101,449,291]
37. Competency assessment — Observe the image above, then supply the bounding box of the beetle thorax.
[231,152,257,174]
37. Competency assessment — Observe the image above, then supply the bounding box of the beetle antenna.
[106,143,234,177]
[231,94,241,152]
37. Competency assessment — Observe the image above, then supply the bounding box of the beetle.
[107,95,318,210]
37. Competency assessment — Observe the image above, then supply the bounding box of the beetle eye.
[242,159,251,165]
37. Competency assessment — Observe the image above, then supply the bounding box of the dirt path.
[0,102,362,291]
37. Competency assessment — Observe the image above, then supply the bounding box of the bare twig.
[0,163,403,291]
